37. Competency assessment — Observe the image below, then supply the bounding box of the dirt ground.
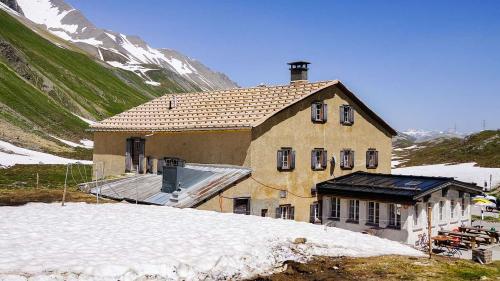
[0,187,113,206]
[251,255,500,281]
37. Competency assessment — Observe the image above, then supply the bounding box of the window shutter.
[350,150,355,168]
[318,201,323,223]
[366,150,370,168]
[125,138,132,172]
[339,106,344,124]
[275,207,281,219]
[311,104,315,121]
[310,204,315,223]
[349,107,355,124]
[290,150,296,169]
[323,103,328,122]
[322,150,328,168]
[138,139,145,173]
[340,150,345,168]
[374,151,379,167]
[311,150,316,170]
[277,150,283,170]
[290,206,295,220]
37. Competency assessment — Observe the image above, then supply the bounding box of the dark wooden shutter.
[275,207,281,219]
[340,150,345,168]
[374,151,379,168]
[349,107,355,124]
[350,150,355,168]
[310,204,315,223]
[311,103,316,121]
[125,138,132,172]
[138,139,145,173]
[322,150,328,168]
[311,150,316,170]
[318,201,323,223]
[290,150,296,169]
[290,206,295,220]
[323,103,328,122]
[339,106,344,124]
[366,150,370,168]
[277,150,283,170]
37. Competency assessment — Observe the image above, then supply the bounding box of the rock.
[293,237,307,244]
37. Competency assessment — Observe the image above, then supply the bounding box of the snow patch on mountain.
[402,129,466,143]
[16,0,77,34]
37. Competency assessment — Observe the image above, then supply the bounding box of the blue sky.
[67,0,499,133]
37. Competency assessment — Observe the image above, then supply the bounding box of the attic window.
[340,105,354,125]
[311,102,327,123]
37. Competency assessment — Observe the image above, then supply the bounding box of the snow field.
[393,162,500,190]
[0,203,422,281]
[0,140,92,167]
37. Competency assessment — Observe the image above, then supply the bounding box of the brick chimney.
[288,61,310,82]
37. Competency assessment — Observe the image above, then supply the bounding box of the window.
[340,149,355,169]
[348,199,360,223]
[439,201,445,221]
[261,209,268,217]
[461,197,466,216]
[366,149,378,169]
[388,204,401,229]
[451,199,456,219]
[277,148,295,171]
[276,205,294,220]
[340,105,354,125]
[414,204,420,226]
[233,198,250,215]
[311,148,328,170]
[310,202,321,223]
[330,197,341,219]
[311,102,327,122]
[367,201,380,225]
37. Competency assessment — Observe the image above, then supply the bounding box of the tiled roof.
[90,80,338,131]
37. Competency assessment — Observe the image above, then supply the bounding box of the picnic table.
[438,230,479,249]
[459,226,500,243]
[431,235,463,257]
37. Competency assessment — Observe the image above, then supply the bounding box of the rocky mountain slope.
[0,1,237,161]
[12,0,237,91]
[392,130,500,168]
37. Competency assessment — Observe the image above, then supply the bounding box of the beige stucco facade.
[93,84,394,222]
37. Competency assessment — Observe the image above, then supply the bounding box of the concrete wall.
[321,189,472,245]
[93,84,394,222]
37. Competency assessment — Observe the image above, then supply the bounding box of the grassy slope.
[395,130,500,168]
[255,255,500,281]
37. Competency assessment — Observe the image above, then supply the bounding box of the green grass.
[0,164,92,188]
[396,130,500,168]
[472,215,500,223]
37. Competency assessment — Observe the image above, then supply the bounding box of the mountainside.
[0,6,191,160]
[13,0,237,91]
[392,130,500,168]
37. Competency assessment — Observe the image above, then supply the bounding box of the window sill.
[386,225,401,230]
[340,166,354,170]
[312,167,326,171]
[450,221,459,224]
[340,122,354,126]
[277,168,294,172]
[312,120,327,124]
[346,219,359,224]
[327,217,340,221]
[366,166,378,169]
[365,222,380,227]
[438,223,448,227]
[413,227,423,232]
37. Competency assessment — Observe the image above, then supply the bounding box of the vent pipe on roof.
[288,61,310,83]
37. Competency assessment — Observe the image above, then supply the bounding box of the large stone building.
[91,62,397,222]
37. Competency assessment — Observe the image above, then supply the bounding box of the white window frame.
[330,197,341,219]
[279,205,292,220]
[389,203,401,229]
[348,199,360,223]
[439,201,445,221]
[414,204,420,226]
[461,197,466,217]
[367,201,379,225]
[313,102,323,122]
[451,199,456,219]
[340,105,354,125]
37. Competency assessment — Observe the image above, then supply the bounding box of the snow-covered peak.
[402,128,466,142]
[14,0,237,90]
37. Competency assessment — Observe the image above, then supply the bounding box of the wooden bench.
[439,230,479,249]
